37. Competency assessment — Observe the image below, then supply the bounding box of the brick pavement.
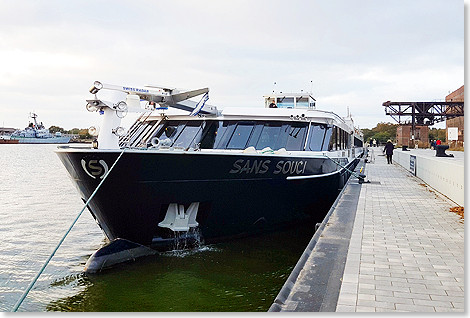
[335,148,464,312]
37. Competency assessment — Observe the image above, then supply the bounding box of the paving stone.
[334,148,464,313]
[335,304,355,312]
[413,299,453,308]
[392,291,431,300]
[355,306,376,312]
[409,287,447,296]
[395,303,436,312]
[275,149,464,312]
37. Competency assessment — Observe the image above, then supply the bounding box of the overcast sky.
[0,0,465,131]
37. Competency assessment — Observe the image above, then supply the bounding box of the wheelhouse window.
[173,121,202,148]
[226,123,255,149]
[255,123,282,150]
[149,119,309,151]
[199,121,228,149]
[276,97,295,109]
[295,96,310,108]
[151,120,198,148]
[281,124,308,150]
[307,124,327,151]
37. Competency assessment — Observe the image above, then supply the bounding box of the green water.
[1,144,317,312]
[46,225,314,312]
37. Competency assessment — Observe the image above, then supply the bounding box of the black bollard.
[435,145,454,157]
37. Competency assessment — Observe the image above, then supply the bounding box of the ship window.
[328,126,337,151]
[307,124,327,151]
[272,123,308,150]
[323,127,332,151]
[198,120,236,149]
[284,124,307,150]
[246,124,264,148]
[339,129,343,150]
[154,121,186,146]
[199,121,217,149]
[255,123,282,150]
[173,121,202,148]
[354,137,363,147]
[336,127,342,150]
[296,97,309,108]
[276,97,295,109]
[226,123,255,149]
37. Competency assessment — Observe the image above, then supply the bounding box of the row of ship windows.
[124,120,363,151]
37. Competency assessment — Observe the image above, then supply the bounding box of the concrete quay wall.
[393,149,464,206]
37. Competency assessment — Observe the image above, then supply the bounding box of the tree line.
[362,122,446,144]
[48,126,92,139]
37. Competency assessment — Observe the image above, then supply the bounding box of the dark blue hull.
[56,149,361,249]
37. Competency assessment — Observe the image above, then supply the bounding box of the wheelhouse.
[263,93,316,109]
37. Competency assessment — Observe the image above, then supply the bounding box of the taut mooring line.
[323,154,367,182]
[11,148,126,312]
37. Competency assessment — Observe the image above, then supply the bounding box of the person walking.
[383,139,394,164]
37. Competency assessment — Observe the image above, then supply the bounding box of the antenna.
[310,80,313,94]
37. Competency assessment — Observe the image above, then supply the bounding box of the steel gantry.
[382,101,464,126]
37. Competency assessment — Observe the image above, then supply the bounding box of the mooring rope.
[11,148,126,312]
[323,154,366,181]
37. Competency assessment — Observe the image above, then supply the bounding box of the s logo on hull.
[81,157,109,179]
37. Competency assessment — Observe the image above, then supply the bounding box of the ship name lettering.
[273,160,307,175]
[229,159,307,175]
[229,159,270,174]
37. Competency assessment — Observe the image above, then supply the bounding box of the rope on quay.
[11,148,127,312]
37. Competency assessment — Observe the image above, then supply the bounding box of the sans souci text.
[229,159,308,175]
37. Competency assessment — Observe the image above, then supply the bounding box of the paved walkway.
[336,148,464,312]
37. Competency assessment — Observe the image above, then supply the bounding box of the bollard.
[435,145,454,157]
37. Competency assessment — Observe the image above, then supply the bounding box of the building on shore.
[396,125,429,148]
[445,85,464,148]
[0,127,16,135]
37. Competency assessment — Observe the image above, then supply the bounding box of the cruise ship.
[55,81,365,272]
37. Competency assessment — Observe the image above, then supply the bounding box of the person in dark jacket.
[383,140,394,164]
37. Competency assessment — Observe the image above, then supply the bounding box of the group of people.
[369,138,444,165]
[430,139,441,149]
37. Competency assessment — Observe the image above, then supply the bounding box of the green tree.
[48,125,66,134]
[362,122,398,144]
[429,128,446,142]
[362,128,374,142]
[78,128,92,139]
